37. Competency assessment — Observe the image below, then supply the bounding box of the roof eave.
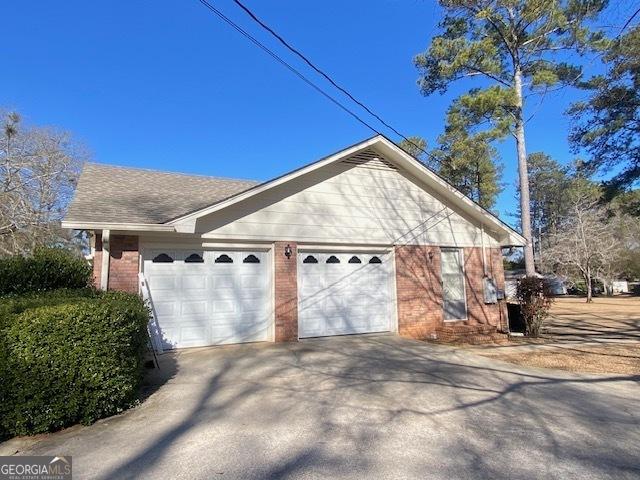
[61,221,176,233]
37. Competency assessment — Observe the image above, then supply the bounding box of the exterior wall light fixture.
[284,244,292,259]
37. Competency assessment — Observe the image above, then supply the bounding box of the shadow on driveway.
[17,335,640,479]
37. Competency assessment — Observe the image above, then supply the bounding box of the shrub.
[0,248,92,296]
[516,276,553,337]
[0,291,150,436]
[0,288,97,320]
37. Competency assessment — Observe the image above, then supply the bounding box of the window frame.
[440,248,468,322]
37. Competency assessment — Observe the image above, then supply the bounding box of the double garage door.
[144,248,395,349]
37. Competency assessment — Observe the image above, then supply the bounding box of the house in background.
[63,135,525,349]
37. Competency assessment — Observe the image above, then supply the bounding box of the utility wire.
[196,0,384,138]
[195,0,439,165]
[230,0,434,161]
[619,6,640,36]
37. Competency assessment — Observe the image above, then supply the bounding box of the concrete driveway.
[10,335,640,479]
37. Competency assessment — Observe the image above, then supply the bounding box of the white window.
[441,249,467,321]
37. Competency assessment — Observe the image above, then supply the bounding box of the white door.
[143,250,271,349]
[298,251,394,338]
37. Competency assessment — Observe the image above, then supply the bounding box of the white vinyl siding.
[197,161,501,247]
[441,249,467,321]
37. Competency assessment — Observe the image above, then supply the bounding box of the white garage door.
[298,251,394,338]
[143,250,271,349]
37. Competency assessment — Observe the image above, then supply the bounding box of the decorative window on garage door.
[441,249,467,320]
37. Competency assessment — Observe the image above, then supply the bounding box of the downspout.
[100,229,110,290]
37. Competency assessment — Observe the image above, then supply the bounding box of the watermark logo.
[0,456,72,480]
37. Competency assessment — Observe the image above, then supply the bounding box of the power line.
[195,0,385,138]
[195,0,438,165]
[230,0,432,161]
[619,6,640,36]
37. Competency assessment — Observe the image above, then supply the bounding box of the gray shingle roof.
[65,163,259,224]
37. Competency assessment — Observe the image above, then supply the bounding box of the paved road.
[12,336,640,479]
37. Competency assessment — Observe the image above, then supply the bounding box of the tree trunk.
[514,67,536,276]
[585,268,593,303]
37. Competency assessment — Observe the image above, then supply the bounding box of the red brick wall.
[274,241,298,342]
[92,232,139,293]
[108,235,140,293]
[395,245,507,338]
[395,245,443,339]
[462,247,507,329]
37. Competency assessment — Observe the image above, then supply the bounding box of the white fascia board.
[61,221,176,233]
[167,136,382,228]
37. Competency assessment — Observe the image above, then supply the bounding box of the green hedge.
[0,288,97,320]
[0,248,92,295]
[0,291,150,436]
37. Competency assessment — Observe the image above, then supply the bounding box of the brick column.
[395,245,443,339]
[274,241,298,342]
[108,235,140,293]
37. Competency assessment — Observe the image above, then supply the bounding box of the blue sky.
[3,1,630,227]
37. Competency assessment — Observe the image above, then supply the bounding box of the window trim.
[440,248,468,322]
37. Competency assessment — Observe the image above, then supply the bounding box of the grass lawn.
[474,343,640,375]
[466,296,640,375]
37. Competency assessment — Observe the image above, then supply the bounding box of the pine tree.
[414,0,607,275]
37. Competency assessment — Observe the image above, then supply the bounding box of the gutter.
[61,221,176,232]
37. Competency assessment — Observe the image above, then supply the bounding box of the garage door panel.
[212,274,234,288]
[298,251,393,338]
[180,300,208,316]
[182,275,207,290]
[239,274,263,289]
[154,301,177,317]
[145,249,271,349]
[149,275,179,291]
[212,299,236,314]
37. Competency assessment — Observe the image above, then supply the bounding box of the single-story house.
[63,135,525,349]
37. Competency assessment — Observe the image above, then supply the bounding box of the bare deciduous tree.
[0,111,85,256]
[540,187,637,302]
